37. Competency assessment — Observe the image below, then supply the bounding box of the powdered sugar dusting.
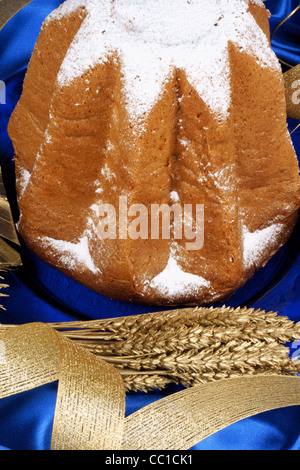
[170,191,180,203]
[243,223,284,268]
[17,167,31,197]
[249,0,265,7]
[40,234,100,274]
[149,251,211,298]
[50,0,279,122]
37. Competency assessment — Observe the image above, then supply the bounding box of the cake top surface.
[47,0,279,122]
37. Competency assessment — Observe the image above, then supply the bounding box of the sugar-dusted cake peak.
[48,0,279,121]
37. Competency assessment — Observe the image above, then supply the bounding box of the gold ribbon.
[0,0,34,31]
[123,374,300,450]
[269,4,300,123]
[270,4,300,51]
[1,322,300,450]
[0,323,125,450]
[0,168,22,271]
[284,64,300,121]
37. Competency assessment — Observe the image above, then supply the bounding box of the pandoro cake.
[8,0,300,306]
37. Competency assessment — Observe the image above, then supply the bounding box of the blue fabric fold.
[0,0,299,450]
[268,0,300,69]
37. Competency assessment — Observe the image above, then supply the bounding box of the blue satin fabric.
[0,0,300,450]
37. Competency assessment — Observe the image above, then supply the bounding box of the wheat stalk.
[51,306,263,332]
[71,319,300,358]
[53,306,300,342]
[99,340,296,374]
[122,373,175,393]
[3,306,300,393]
[51,306,300,392]
[178,366,300,388]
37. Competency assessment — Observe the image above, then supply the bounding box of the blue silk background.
[0,0,299,451]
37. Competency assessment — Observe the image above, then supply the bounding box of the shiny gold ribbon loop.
[122,375,300,450]
[0,323,126,450]
[0,0,34,31]
[0,323,59,398]
[52,332,125,450]
[284,64,300,121]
